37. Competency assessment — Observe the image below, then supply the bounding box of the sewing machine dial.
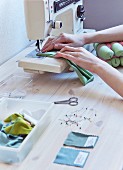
[54,0,81,13]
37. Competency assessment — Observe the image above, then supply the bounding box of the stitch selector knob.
[77,5,86,21]
[52,21,62,29]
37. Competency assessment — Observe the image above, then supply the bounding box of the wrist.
[82,32,96,44]
[92,59,109,75]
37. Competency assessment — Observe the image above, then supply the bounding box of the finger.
[42,37,64,52]
[64,51,80,57]
[42,42,55,52]
[42,33,69,51]
[60,46,84,52]
[42,42,53,52]
[45,37,54,44]
[54,35,66,44]
[55,52,75,60]
[42,38,54,51]
[54,43,71,50]
[55,52,82,67]
[42,42,70,52]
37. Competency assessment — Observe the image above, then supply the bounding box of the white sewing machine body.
[19,0,88,74]
[24,0,84,40]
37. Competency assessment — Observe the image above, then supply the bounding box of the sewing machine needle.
[36,40,43,52]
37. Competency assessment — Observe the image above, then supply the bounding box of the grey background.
[84,0,123,31]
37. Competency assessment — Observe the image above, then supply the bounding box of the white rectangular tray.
[0,98,53,163]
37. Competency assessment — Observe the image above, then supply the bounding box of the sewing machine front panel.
[49,0,84,35]
[24,0,84,40]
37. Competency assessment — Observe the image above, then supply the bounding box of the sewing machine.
[19,0,87,74]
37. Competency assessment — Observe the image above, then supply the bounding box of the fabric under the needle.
[37,51,94,86]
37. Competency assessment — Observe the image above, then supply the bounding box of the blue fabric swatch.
[64,131,99,148]
[54,147,89,168]
[0,120,23,148]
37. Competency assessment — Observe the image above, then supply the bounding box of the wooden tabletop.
[0,44,123,170]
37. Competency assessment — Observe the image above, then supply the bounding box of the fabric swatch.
[64,131,99,148]
[0,120,23,148]
[54,147,89,168]
[4,113,33,135]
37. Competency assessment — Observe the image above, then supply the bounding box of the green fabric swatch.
[4,113,23,122]
[37,52,94,86]
[4,114,33,135]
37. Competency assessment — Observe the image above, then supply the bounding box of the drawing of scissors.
[54,97,78,106]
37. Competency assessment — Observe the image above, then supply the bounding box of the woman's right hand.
[42,33,86,52]
[55,46,104,73]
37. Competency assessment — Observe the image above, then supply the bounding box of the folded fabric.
[111,58,120,67]
[111,42,123,57]
[66,60,94,85]
[0,121,23,148]
[37,52,94,86]
[0,131,23,148]
[37,51,56,57]
[64,131,99,148]
[4,113,23,122]
[94,41,123,68]
[120,57,123,66]
[54,147,89,168]
[4,113,33,135]
[94,43,114,60]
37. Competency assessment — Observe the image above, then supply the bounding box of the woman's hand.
[55,46,103,73]
[55,46,123,97]
[42,33,86,52]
